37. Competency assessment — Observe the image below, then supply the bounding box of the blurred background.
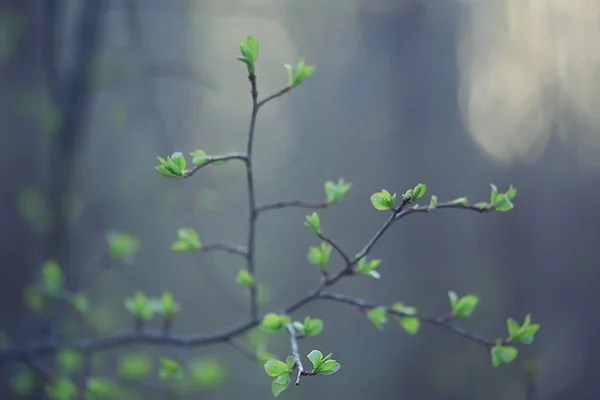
[1,0,599,399]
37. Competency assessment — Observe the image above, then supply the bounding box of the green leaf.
[56,349,83,376]
[428,195,438,211]
[489,184,499,204]
[451,197,468,206]
[409,183,427,202]
[23,283,45,312]
[294,317,323,337]
[355,257,382,279]
[171,228,202,251]
[492,193,514,212]
[370,189,396,211]
[452,294,479,317]
[188,359,227,389]
[272,374,291,398]
[171,152,186,171]
[285,59,315,88]
[506,318,520,337]
[317,360,341,375]
[285,356,295,370]
[124,291,154,321]
[69,293,89,313]
[46,377,77,400]
[264,359,290,378]
[324,178,352,204]
[474,202,489,210]
[107,231,140,263]
[118,353,153,381]
[490,342,518,367]
[367,307,388,331]
[448,291,459,308]
[158,291,181,318]
[86,378,121,398]
[261,313,291,333]
[9,367,36,396]
[241,36,259,62]
[306,350,323,368]
[236,269,255,288]
[307,243,332,273]
[190,150,210,166]
[41,260,63,296]
[304,212,321,234]
[392,303,420,335]
[159,358,184,381]
[506,184,517,200]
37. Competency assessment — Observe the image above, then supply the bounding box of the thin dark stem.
[257,87,291,109]
[255,200,328,214]
[200,243,248,258]
[394,202,493,220]
[228,337,259,363]
[286,324,304,385]
[77,350,92,400]
[318,292,495,348]
[317,233,352,266]
[246,74,260,321]
[186,153,247,177]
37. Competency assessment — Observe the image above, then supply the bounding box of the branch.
[317,233,352,267]
[257,87,291,109]
[318,292,495,348]
[286,324,304,386]
[200,243,248,258]
[228,337,260,363]
[246,75,260,321]
[185,153,248,177]
[255,200,328,214]
[394,202,493,220]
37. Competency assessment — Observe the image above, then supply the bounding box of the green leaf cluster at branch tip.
[402,183,427,204]
[304,212,321,234]
[325,178,352,204]
[261,314,291,333]
[293,317,323,337]
[448,291,479,318]
[506,314,540,345]
[307,242,333,274]
[264,357,294,397]
[490,184,517,212]
[370,189,396,211]
[159,358,184,381]
[285,59,315,88]
[237,36,259,75]
[155,152,187,178]
[355,257,382,279]
[171,228,202,251]
[307,350,340,376]
[124,291,181,325]
[392,303,420,335]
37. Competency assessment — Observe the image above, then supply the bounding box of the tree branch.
[185,153,248,177]
[257,87,291,109]
[317,292,495,348]
[286,324,304,386]
[255,200,328,214]
[200,243,248,258]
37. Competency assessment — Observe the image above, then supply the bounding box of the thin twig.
[228,337,259,363]
[200,243,248,258]
[286,324,304,385]
[255,200,328,213]
[246,74,260,321]
[257,87,291,109]
[394,202,494,220]
[317,233,352,266]
[318,292,495,348]
[185,153,248,177]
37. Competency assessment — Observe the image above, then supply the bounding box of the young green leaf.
[428,195,438,211]
[190,150,210,166]
[293,316,324,337]
[304,212,321,234]
[367,307,388,331]
[392,302,420,335]
[56,350,83,376]
[69,293,89,313]
[370,190,396,211]
[107,231,140,263]
[264,359,291,378]
[324,178,352,204]
[355,257,382,279]
[171,228,202,251]
[158,291,181,318]
[490,340,519,367]
[46,377,77,400]
[261,313,291,333]
[307,242,332,273]
[118,353,153,380]
[124,291,154,321]
[41,261,63,296]
[285,59,315,88]
[452,294,479,318]
[473,202,490,210]
[272,374,291,397]
[451,197,468,206]
[236,269,255,288]
[155,154,187,178]
[159,358,184,381]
